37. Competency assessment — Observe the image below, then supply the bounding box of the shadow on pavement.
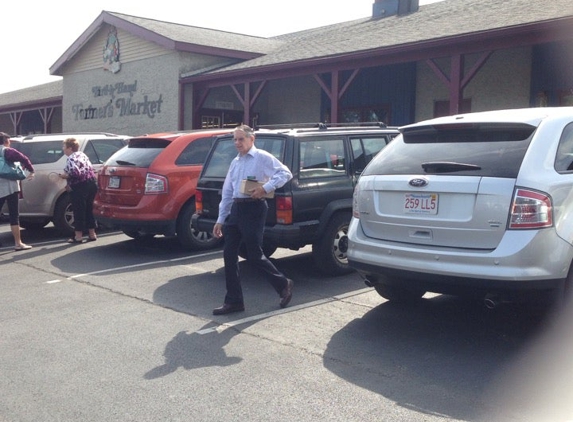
[323,295,553,421]
[144,322,246,379]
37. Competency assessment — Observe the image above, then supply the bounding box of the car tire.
[177,202,222,250]
[19,219,51,230]
[52,194,74,236]
[374,283,426,303]
[312,212,353,276]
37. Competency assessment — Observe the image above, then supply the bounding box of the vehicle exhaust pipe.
[483,294,499,310]
[363,275,375,288]
[483,293,510,310]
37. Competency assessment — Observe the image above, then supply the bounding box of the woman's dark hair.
[0,132,10,144]
[64,137,80,152]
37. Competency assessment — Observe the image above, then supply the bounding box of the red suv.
[94,129,233,250]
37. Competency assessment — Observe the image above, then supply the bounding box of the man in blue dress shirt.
[212,124,294,315]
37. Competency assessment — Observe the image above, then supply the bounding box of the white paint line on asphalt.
[43,248,373,333]
[196,287,373,335]
[179,264,213,274]
[63,249,222,280]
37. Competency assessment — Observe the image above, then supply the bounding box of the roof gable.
[50,11,283,76]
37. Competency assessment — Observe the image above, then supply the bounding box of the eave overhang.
[0,97,62,114]
[182,17,573,89]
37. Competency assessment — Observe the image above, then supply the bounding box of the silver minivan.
[348,107,573,307]
[4,133,128,235]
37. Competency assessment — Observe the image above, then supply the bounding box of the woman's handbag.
[0,150,26,180]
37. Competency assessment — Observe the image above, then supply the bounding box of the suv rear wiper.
[421,161,482,173]
[115,160,136,166]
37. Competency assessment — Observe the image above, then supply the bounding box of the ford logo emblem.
[409,178,428,187]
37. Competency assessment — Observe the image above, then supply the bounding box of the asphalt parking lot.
[1,223,572,422]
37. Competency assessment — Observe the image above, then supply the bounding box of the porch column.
[449,54,464,114]
[38,107,55,133]
[9,111,22,135]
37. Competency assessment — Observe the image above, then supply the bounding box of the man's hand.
[249,185,267,199]
[213,223,223,238]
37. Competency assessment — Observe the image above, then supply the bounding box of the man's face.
[234,129,255,155]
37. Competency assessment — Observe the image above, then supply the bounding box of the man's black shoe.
[279,279,294,308]
[213,303,245,315]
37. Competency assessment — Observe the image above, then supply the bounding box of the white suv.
[4,133,129,235]
[348,107,573,307]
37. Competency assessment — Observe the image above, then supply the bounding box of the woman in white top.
[0,132,35,251]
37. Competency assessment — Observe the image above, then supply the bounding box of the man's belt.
[233,197,265,203]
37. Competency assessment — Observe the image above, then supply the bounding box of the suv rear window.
[13,138,127,165]
[174,137,214,166]
[350,135,391,172]
[203,136,285,178]
[106,138,170,167]
[555,122,573,173]
[364,123,536,178]
[299,138,346,179]
[12,141,64,164]
[84,139,129,164]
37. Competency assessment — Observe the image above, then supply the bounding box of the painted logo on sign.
[103,27,121,74]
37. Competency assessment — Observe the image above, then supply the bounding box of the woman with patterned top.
[0,132,35,251]
[59,137,98,244]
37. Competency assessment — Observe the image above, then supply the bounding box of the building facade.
[0,0,572,136]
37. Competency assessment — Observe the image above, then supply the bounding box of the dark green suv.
[192,124,398,276]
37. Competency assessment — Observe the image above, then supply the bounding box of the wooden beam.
[449,55,463,114]
[331,71,339,123]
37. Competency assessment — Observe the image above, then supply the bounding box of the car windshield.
[363,123,537,178]
[106,138,170,167]
[202,135,286,178]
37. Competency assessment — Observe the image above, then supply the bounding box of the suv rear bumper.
[350,260,565,295]
[192,214,319,248]
[96,216,176,235]
[348,218,573,293]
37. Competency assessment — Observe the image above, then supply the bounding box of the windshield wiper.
[421,161,481,173]
[115,160,136,166]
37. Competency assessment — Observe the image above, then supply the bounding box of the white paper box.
[239,180,274,198]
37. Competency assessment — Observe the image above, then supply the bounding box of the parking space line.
[196,287,373,335]
[33,249,219,285]
[37,249,372,333]
[64,249,222,279]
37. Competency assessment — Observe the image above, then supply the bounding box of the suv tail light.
[195,190,203,214]
[508,188,553,229]
[276,196,293,224]
[145,173,168,194]
[352,184,361,218]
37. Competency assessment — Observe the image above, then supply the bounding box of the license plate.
[108,176,120,189]
[404,193,438,214]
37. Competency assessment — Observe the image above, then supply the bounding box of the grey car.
[4,133,128,235]
[348,107,573,307]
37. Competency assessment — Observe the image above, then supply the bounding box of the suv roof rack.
[20,132,123,140]
[256,121,390,131]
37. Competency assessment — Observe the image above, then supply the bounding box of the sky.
[1,0,443,95]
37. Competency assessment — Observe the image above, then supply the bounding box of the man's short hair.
[235,124,254,137]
